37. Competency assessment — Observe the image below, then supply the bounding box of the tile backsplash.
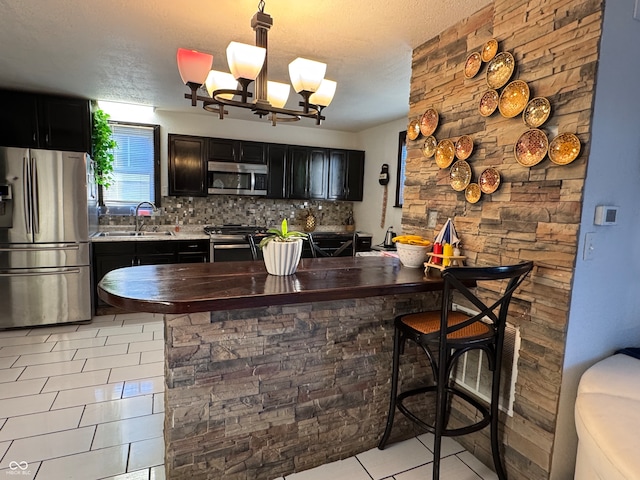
[99,196,355,231]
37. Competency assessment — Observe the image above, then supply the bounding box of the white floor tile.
[0,367,24,383]
[0,329,30,338]
[105,332,155,345]
[13,349,76,367]
[42,369,110,392]
[0,356,18,368]
[52,337,107,351]
[118,312,159,323]
[457,451,499,480]
[417,433,466,456]
[36,443,128,480]
[92,413,164,450]
[0,392,56,418]
[142,322,164,332]
[74,343,129,359]
[394,454,482,479]
[80,395,153,426]
[0,425,95,468]
[0,335,49,348]
[27,325,79,336]
[97,325,144,337]
[51,382,125,410]
[152,394,164,414]
[141,350,164,364]
[19,359,85,380]
[150,465,165,480]
[122,377,165,398]
[46,329,100,342]
[77,318,123,330]
[0,378,46,400]
[286,457,370,480]
[0,460,40,480]
[83,353,141,372]
[0,342,55,358]
[0,406,83,441]
[153,330,164,341]
[128,436,164,471]
[129,340,164,353]
[357,438,433,480]
[109,362,164,383]
[109,469,151,480]
[0,440,9,461]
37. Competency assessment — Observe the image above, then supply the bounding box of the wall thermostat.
[594,205,618,225]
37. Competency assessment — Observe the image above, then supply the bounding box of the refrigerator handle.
[31,156,40,234]
[0,268,81,277]
[22,157,32,234]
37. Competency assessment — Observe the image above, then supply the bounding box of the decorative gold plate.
[465,183,481,203]
[499,80,530,118]
[450,160,472,191]
[486,51,515,89]
[514,129,549,167]
[479,167,501,194]
[420,108,439,136]
[422,136,437,158]
[481,39,499,62]
[548,133,581,165]
[435,139,455,169]
[464,52,482,79]
[479,89,499,117]
[523,97,551,128]
[407,119,421,141]
[455,135,474,160]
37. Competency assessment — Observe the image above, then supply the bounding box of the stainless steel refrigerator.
[0,147,98,328]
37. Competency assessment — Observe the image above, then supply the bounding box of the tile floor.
[0,312,498,480]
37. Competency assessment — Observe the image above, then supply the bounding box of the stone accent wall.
[163,293,441,480]
[403,1,602,479]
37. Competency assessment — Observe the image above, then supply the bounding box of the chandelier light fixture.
[176,0,337,126]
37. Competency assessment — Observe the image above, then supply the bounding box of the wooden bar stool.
[378,261,533,480]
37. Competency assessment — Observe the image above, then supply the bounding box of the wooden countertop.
[97,256,444,314]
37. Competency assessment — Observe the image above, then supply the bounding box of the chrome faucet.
[134,201,157,232]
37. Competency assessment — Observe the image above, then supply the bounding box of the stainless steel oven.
[204,225,267,262]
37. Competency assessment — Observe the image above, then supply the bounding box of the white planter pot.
[262,239,303,276]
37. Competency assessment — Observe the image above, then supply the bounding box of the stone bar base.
[163,292,442,480]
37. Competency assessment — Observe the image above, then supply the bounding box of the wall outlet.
[583,232,596,261]
[427,210,438,229]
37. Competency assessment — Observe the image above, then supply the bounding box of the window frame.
[394,130,407,208]
[98,121,161,209]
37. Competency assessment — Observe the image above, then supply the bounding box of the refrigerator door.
[31,149,89,244]
[0,265,92,328]
[0,147,32,244]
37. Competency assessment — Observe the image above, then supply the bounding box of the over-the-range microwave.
[207,161,268,196]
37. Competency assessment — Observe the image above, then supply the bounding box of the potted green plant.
[259,219,308,275]
[91,108,117,188]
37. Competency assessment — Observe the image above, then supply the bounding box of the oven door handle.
[212,244,251,250]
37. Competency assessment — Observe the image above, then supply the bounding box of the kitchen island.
[98,257,445,480]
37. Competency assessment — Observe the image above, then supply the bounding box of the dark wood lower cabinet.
[93,239,209,313]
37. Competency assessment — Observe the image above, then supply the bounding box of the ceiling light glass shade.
[176,48,213,85]
[226,42,266,80]
[205,70,238,100]
[309,79,337,107]
[288,58,327,93]
[267,81,291,108]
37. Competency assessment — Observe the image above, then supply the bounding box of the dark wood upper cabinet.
[0,89,90,152]
[208,138,265,164]
[345,150,365,201]
[168,134,207,196]
[266,143,288,199]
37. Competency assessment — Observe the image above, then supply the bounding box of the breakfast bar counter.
[98,257,444,479]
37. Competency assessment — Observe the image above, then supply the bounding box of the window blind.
[103,124,155,206]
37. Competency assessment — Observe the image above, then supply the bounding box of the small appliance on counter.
[384,226,396,248]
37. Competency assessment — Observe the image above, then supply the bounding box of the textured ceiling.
[0,0,491,132]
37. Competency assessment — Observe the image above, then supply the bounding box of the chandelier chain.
[258,0,265,13]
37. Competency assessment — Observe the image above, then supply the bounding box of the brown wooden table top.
[97,256,446,314]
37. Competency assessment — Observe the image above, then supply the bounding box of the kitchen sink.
[95,231,175,237]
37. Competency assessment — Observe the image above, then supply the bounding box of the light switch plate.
[427,210,438,229]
